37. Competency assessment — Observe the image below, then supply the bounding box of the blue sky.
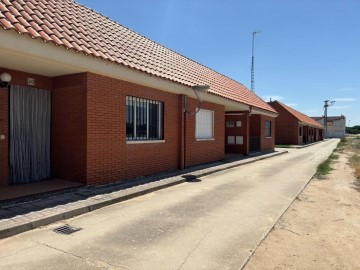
[77,0,360,126]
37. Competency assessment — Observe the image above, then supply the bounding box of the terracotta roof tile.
[26,26,41,38]
[4,10,18,23]
[269,101,323,128]
[38,30,52,42]
[8,5,21,17]
[0,0,276,113]
[13,22,28,34]
[17,16,31,27]
[0,18,13,29]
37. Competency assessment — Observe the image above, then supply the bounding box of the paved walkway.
[0,150,287,239]
[276,140,324,149]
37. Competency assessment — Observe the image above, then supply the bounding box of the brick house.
[0,0,277,190]
[268,101,323,145]
[312,116,346,139]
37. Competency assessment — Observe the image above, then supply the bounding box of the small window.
[265,120,272,137]
[196,109,214,140]
[299,127,302,136]
[126,96,163,141]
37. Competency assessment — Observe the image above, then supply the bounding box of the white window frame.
[195,109,214,141]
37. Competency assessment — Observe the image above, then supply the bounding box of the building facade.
[268,101,323,145]
[312,116,346,139]
[0,0,277,191]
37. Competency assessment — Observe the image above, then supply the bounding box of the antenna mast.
[251,30,261,92]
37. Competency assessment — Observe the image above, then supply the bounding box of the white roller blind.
[196,109,214,139]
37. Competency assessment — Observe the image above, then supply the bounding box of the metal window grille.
[126,96,164,140]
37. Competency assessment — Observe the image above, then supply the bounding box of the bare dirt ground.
[244,138,360,270]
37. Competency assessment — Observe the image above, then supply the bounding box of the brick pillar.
[179,94,185,169]
[244,111,250,155]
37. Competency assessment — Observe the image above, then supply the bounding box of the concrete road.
[0,139,339,270]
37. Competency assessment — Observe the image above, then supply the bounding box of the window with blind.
[126,96,164,141]
[265,120,272,137]
[196,109,214,140]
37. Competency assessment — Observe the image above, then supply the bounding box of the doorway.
[9,85,51,184]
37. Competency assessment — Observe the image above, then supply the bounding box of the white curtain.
[9,85,51,184]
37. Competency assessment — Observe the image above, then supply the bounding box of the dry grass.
[355,166,360,179]
[346,136,360,181]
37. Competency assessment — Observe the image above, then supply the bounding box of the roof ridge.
[271,100,323,128]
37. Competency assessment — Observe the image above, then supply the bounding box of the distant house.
[268,101,324,145]
[312,116,346,139]
[0,0,277,192]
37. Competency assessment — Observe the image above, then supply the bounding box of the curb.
[276,140,326,149]
[0,150,287,239]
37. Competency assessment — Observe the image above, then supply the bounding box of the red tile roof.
[269,101,323,128]
[0,0,276,114]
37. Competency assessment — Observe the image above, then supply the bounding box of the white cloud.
[338,88,354,91]
[333,98,356,102]
[263,95,284,102]
[285,103,298,107]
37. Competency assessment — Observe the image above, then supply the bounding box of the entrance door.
[9,85,51,184]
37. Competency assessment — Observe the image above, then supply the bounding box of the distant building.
[268,101,324,145]
[312,116,346,139]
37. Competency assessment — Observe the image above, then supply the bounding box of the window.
[265,120,272,137]
[126,96,163,141]
[299,127,302,136]
[196,109,214,140]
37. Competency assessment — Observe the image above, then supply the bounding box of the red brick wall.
[0,68,52,185]
[86,73,182,184]
[52,73,88,183]
[260,115,276,152]
[249,114,261,137]
[269,102,299,145]
[86,73,225,183]
[0,68,52,90]
[184,98,225,167]
[0,68,227,186]
[225,112,249,154]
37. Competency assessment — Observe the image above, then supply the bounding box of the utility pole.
[323,100,335,137]
[251,30,261,92]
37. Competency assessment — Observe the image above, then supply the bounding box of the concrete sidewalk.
[276,139,326,149]
[0,150,287,239]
